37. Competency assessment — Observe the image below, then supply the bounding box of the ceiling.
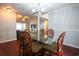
[0,3,78,17]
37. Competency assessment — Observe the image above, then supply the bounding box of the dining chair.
[42,32,66,56]
[18,31,44,56]
[19,31,32,56]
[40,29,46,42]
[16,30,23,42]
[40,29,44,36]
[48,29,54,38]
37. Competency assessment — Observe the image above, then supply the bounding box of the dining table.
[31,33,57,55]
[17,30,57,55]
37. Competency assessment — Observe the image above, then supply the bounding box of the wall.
[48,4,79,48]
[0,8,16,43]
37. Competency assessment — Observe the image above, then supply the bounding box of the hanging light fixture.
[32,3,48,41]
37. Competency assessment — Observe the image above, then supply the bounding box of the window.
[16,23,26,31]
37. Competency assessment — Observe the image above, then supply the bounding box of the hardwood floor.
[0,41,19,56]
[63,45,79,56]
[0,40,79,56]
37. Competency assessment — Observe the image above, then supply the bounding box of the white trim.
[64,43,79,49]
[0,39,16,43]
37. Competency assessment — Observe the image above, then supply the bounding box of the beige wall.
[0,8,16,43]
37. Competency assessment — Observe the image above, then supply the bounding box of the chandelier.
[32,3,48,41]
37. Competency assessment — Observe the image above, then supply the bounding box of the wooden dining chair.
[42,32,66,56]
[19,31,32,56]
[16,30,23,42]
[18,31,43,56]
[48,29,54,38]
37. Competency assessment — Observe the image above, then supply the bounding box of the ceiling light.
[6,7,12,12]
[16,14,23,19]
[5,7,16,13]
[0,7,12,12]
[22,16,29,21]
[22,17,25,21]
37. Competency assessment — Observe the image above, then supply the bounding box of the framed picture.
[31,24,37,34]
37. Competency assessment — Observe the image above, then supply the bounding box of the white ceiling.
[0,3,78,17]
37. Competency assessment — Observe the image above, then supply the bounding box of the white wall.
[48,4,79,48]
[0,8,16,43]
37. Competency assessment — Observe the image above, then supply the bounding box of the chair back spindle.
[19,31,32,56]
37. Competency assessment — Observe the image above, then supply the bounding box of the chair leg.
[57,51,64,56]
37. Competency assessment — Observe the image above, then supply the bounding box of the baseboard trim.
[64,43,79,49]
[0,39,16,43]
